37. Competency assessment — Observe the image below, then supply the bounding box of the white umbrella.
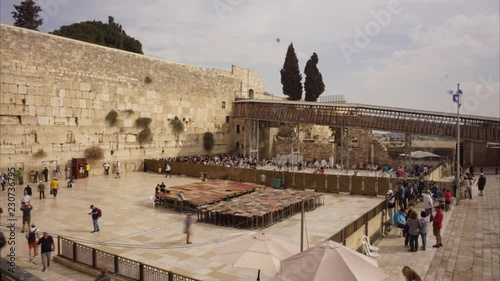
[216,232,299,281]
[278,240,389,281]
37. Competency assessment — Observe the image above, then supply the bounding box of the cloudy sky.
[1,0,499,118]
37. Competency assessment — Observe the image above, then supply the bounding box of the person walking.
[386,190,396,225]
[37,181,45,199]
[184,213,193,244]
[89,205,100,233]
[17,168,24,185]
[85,163,90,177]
[103,162,110,175]
[50,178,59,198]
[24,184,33,196]
[38,232,55,272]
[419,211,430,250]
[406,210,420,252]
[115,162,121,178]
[20,202,33,233]
[432,206,444,248]
[26,224,39,262]
[422,190,433,218]
[477,173,486,196]
[42,167,49,182]
[165,164,172,178]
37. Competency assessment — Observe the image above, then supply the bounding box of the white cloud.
[0,0,498,117]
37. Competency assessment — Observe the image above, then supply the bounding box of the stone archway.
[249,89,254,99]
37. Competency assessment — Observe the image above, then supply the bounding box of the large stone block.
[38,116,53,125]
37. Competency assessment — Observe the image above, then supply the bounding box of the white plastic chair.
[363,235,379,252]
[362,241,379,257]
[149,196,157,208]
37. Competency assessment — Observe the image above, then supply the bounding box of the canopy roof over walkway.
[232,100,500,142]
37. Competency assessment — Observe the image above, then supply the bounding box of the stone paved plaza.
[1,172,498,280]
[1,171,383,280]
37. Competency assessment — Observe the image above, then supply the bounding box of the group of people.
[393,206,444,252]
[14,192,56,272]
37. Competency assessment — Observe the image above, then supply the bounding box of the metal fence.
[57,237,200,281]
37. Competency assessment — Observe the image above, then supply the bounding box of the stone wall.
[0,24,264,174]
[273,128,396,167]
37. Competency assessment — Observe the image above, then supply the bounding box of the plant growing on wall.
[203,132,215,153]
[123,109,135,116]
[137,128,153,144]
[105,110,119,127]
[32,148,47,159]
[170,117,184,135]
[135,117,152,129]
[84,145,104,160]
[144,76,152,84]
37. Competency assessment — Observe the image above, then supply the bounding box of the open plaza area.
[0,171,498,281]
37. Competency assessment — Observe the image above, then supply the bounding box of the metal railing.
[57,237,200,281]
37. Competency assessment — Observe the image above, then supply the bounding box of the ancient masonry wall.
[274,128,396,167]
[0,24,265,174]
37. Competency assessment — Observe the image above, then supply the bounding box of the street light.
[449,84,463,205]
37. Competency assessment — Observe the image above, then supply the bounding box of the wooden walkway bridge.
[232,100,500,142]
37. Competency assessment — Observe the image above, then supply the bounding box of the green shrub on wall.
[33,149,47,159]
[137,128,153,144]
[105,110,118,127]
[171,117,184,135]
[135,117,152,129]
[85,145,104,160]
[203,132,215,152]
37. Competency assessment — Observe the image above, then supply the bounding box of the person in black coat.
[42,167,49,182]
[477,173,486,196]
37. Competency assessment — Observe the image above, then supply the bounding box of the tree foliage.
[203,132,215,153]
[304,53,325,102]
[12,0,43,30]
[280,43,303,101]
[50,16,143,54]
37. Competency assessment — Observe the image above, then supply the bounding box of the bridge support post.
[405,134,412,171]
[340,127,349,171]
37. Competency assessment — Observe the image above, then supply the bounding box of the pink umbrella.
[278,240,389,281]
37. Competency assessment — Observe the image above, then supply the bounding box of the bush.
[277,126,293,137]
[144,76,152,84]
[123,109,135,116]
[135,117,152,129]
[33,149,47,159]
[105,110,118,127]
[203,132,215,152]
[84,145,104,160]
[137,128,153,143]
[171,117,184,135]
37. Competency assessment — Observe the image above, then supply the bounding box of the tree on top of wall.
[50,16,143,54]
[11,0,43,31]
[304,52,325,102]
[280,43,303,101]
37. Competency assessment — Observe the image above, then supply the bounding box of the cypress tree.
[11,0,44,31]
[280,43,303,101]
[304,52,325,102]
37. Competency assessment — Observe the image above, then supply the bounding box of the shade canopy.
[215,232,299,274]
[278,240,389,281]
[399,150,441,159]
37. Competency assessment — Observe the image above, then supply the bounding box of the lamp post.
[454,84,462,205]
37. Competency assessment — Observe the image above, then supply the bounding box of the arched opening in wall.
[249,89,254,99]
